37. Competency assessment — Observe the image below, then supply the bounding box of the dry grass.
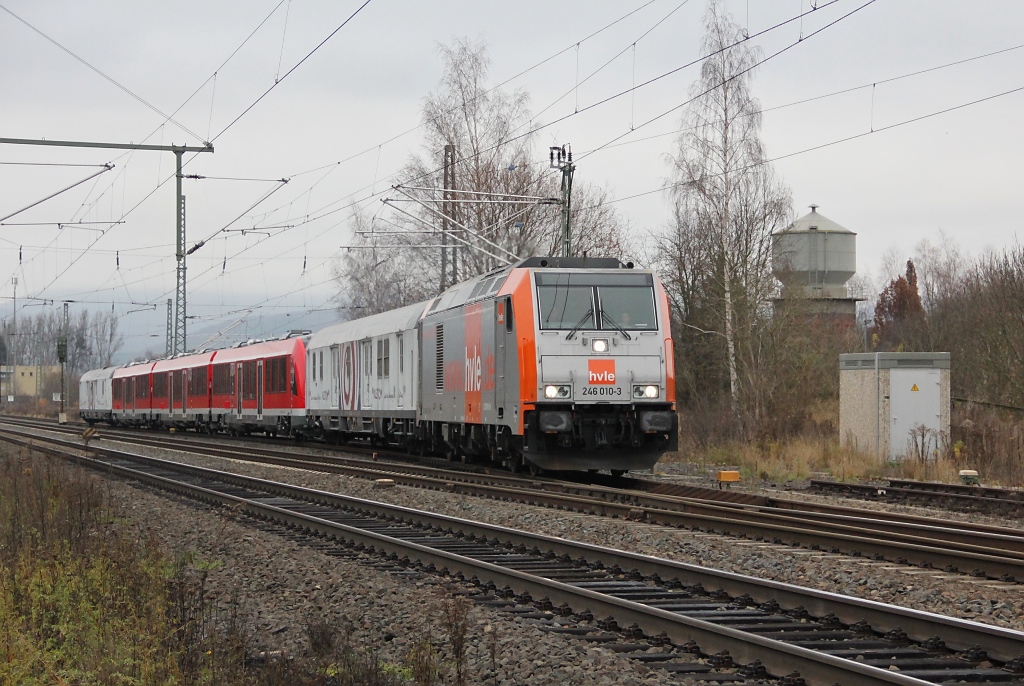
[669,401,1024,488]
[669,434,974,485]
[670,435,886,484]
[0,446,411,685]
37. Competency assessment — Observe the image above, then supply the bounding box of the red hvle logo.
[588,359,616,384]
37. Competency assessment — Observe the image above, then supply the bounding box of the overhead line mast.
[550,144,574,258]
[0,137,213,355]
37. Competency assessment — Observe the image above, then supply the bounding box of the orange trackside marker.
[717,470,741,489]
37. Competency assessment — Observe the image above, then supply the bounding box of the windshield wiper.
[565,308,594,340]
[599,309,632,340]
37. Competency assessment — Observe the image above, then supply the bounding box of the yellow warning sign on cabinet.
[911,384,919,391]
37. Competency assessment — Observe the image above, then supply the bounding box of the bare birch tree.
[334,38,631,310]
[660,0,791,433]
[333,205,435,316]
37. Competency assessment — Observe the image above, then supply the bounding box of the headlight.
[592,338,608,353]
[633,385,659,399]
[543,384,571,399]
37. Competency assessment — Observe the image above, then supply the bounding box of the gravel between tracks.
[28,432,1024,683]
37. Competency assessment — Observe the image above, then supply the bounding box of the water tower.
[772,205,859,322]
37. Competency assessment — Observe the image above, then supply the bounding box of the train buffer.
[716,470,741,489]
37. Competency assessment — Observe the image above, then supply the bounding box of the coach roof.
[80,366,119,382]
[308,301,429,350]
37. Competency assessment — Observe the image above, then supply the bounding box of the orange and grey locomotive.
[304,257,677,474]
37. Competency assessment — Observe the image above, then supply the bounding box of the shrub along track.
[6,416,1024,584]
[6,427,1024,686]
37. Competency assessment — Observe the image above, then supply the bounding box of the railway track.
[7,427,1024,685]
[7,416,1024,583]
[810,478,1024,516]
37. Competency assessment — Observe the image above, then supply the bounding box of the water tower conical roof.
[772,205,857,292]
[775,205,855,235]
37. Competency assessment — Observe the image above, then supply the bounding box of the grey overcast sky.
[1,0,1022,353]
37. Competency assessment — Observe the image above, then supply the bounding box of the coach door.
[236,363,243,417]
[256,360,264,420]
[361,340,373,409]
[330,347,340,409]
[396,334,404,408]
[170,372,178,414]
[180,371,187,414]
[126,377,135,414]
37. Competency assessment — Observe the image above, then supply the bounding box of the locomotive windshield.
[536,272,657,331]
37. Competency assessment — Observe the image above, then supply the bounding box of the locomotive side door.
[494,295,512,424]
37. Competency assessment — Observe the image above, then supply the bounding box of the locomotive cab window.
[596,285,657,331]
[536,282,594,330]
[536,272,656,331]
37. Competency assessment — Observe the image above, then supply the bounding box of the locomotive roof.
[305,257,644,340]
[425,257,642,315]
[513,256,625,269]
[308,301,429,349]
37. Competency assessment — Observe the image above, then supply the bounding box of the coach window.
[319,351,324,381]
[376,338,390,379]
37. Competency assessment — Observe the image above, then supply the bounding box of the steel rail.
[813,478,1024,512]
[6,421,1024,581]
[24,417,1022,539]
[11,434,1021,685]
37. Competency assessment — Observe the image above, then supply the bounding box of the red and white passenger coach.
[99,334,307,434]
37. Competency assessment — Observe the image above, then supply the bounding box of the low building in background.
[0,364,62,400]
